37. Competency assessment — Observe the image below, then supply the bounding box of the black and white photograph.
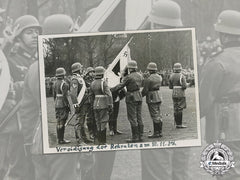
[38,28,200,153]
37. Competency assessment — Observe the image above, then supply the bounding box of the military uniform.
[141,1,191,179]
[83,72,95,139]
[90,67,113,144]
[200,42,240,142]
[142,70,163,138]
[108,89,125,135]
[53,75,70,144]
[7,46,37,101]
[0,14,41,179]
[17,14,94,180]
[200,10,240,179]
[112,67,143,142]
[0,48,33,179]
[169,67,187,128]
[69,72,92,144]
[19,61,80,180]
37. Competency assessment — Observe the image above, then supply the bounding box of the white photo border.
[38,27,201,154]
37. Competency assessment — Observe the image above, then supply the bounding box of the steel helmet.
[43,14,74,35]
[149,0,183,27]
[173,63,182,72]
[147,62,158,71]
[13,15,42,39]
[94,66,105,76]
[86,67,94,74]
[56,67,66,77]
[71,62,82,73]
[127,60,138,69]
[214,10,240,35]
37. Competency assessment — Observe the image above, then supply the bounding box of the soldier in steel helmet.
[42,14,74,35]
[17,15,93,180]
[142,62,163,138]
[112,60,144,142]
[200,10,240,179]
[6,15,42,101]
[169,62,187,128]
[53,67,71,144]
[141,2,191,180]
[69,62,92,144]
[0,15,42,180]
[140,0,183,30]
[90,66,113,144]
[83,67,96,140]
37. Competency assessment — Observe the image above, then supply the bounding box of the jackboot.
[113,120,123,135]
[138,124,144,141]
[97,130,105,145]
[87,122,94,140]
[81,127,93,143]
[176,112,187,128]
[158,121,163,137]
[94,131,99,145]
[148,123,160,138]
[174,112,179,126]
[56,125,61,144]
[99,129,107,145]
[126,126,139,143]
[58,126,70,144]
[109,120,114,136]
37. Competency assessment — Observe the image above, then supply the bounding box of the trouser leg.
[94,109,108,145]
[126,101,139,142]
[148,103,162,138]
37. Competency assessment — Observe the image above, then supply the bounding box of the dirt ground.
[46,86,198,147]
[47,87,197,147]
[45,86,213,180]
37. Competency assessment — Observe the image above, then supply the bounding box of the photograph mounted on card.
[38,28,201,154]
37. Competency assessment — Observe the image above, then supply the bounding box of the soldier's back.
[148,73,162,90]
[125,71,143,90]
[169,73,182,86]
[91,79,104,95]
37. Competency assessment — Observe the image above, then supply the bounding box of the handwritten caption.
[55,141,177,153]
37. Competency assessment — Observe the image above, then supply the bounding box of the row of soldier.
[46,67,194,97]
[53,59,188,145]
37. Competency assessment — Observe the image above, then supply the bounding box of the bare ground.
[44,87,213,180]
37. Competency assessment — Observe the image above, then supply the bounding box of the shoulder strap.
[179,74,183,86]
[60,80,65,93]
[100,80,104,95]
[77,76,86,104]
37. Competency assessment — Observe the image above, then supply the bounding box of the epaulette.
[201,47,224,67]
[209,46,224,58]
[12,46,37,61]
[71,73,83,84]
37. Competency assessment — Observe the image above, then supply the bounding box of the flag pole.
[127,36,133,46]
